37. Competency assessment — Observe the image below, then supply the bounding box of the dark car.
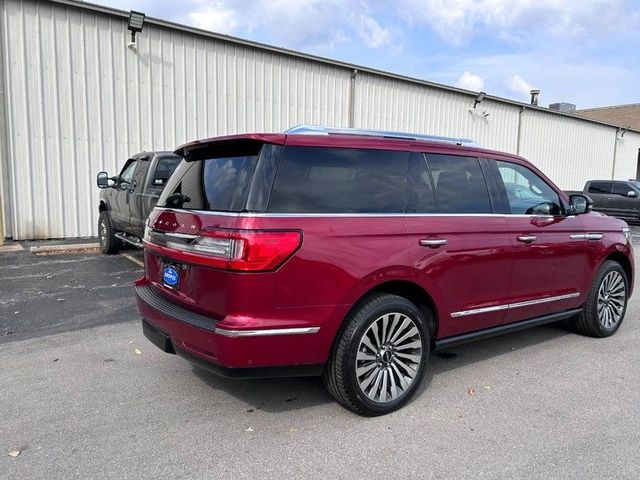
[96,151,181,254]
[566,180,640,222]
[136,126,633,416]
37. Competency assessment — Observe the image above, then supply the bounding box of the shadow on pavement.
[189,320,573,415]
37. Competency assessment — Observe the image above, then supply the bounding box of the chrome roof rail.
[284,125,480,147]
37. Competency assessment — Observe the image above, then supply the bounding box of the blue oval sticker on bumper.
[163,266,179,288]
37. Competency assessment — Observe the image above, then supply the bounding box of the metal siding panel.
[614,132,640,181]
[4,0,638,239]
[355,73,520,152]
[519,109,617,190]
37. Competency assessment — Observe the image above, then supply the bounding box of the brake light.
[144,229,302,272]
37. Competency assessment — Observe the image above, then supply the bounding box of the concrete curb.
[30,242,100,254]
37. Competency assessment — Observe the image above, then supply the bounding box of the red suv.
[136,126,633,416]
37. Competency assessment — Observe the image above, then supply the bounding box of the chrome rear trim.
[214,327,321,337]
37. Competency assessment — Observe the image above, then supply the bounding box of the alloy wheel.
[355,312,423,403]
[597,271,626,330]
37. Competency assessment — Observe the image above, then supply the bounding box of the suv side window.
[588,181,612,194]
[611,182,634,196]
[407,153,437,213]
[426,154,492,214]
[268,147,409,213]
[495,160,562,215]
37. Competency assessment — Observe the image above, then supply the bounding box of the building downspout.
[348,69,358,128]
[611,128,620,180]
[516,106,526,155]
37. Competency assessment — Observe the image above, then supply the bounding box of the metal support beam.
[348,69,358,128]
[0,4,9,245]
[516,106,526,155]
[611,128,620,180]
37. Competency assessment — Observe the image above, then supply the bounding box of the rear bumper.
[135,280,326,375]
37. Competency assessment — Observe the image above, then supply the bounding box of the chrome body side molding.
[451,292,581,318]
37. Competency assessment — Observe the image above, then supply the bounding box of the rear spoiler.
[175,134,286,160]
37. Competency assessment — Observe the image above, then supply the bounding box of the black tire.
[572,260,628,338]
[98,211,121,255]
[323,293,430,416]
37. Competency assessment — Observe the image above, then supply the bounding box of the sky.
[99,0,640,109]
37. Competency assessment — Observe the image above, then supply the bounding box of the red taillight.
[144,229,302,272]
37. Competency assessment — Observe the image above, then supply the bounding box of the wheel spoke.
[380,369,389,402]
[396,351,421,363]
[380,314,389,344]
[394,327,419,347]
[356,362,377,378]
[360,335,377,353]
[396,340,422,351]
[368,369,384,400]
[388,318,411,344]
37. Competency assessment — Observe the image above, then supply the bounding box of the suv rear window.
[158,144,261,212]
[268,147,409,213]
[152,156,182,186]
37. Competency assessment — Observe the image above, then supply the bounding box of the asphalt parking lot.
[2,231,640,480]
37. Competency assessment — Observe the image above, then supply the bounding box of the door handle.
[517,235,536,244]
[419,239,447,248]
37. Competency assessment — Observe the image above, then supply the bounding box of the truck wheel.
[323,293,430,416]
[572,260,628,337]
[98,211,121,255]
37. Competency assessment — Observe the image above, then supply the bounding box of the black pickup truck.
[565,179,640,222]
[96,151,182,254]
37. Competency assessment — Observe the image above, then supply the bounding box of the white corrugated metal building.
[1,0,639,241]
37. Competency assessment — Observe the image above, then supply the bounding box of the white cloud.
[398,0,640,45]
[184,0,354,52]
[455,71,484,91]
[188,3,239,34]
[353,14,394,49]
[505,74,534,99]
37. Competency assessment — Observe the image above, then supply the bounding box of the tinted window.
[407,153,436,213]
[152,156,182,187]
[611,182,633,196]
[496,161,562,215]
[588,182,612,194]
[268,147,409,213]
[427,154,492,214]
[158,145,260,212]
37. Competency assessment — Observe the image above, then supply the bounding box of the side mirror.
[97,171,109,189]
[627,190,636,197]
[569,194,593,215]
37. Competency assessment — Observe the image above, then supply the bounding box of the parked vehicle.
[96,152,182,254]
[565,180,640,222]
[136,126,634,416]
